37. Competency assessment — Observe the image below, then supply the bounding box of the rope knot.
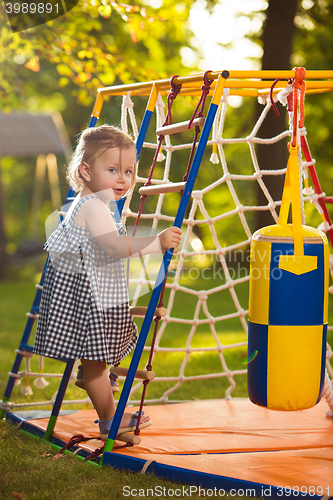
[292,66,306,89]
[201,70,213,96]
[169,75,182,99]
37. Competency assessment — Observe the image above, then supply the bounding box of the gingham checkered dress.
[33,195,138,364]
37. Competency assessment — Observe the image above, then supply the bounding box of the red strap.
[269,79,281,117]
[83,444,105,462]
[59,434,97,453]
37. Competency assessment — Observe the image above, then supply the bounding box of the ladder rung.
[156,116,205,135]
[130,306,167,317]
[139,182,185,196]
[26,312,39,319]
[110,366,155,381]
[17,343,34,354]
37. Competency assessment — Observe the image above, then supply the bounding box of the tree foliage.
[0,0,195,110]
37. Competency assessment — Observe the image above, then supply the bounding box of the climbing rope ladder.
[1,70,333,461]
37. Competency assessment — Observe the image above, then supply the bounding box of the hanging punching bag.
[247,143,329,411]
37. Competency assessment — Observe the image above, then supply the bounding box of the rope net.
[4,78,333,413]
[119,86,333,405]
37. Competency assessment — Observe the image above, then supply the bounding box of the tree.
[255,0,299,230]
[0,0,195,110]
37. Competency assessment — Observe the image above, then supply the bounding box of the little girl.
[34,124,182,440]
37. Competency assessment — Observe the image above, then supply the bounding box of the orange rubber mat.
[9,399,333,496]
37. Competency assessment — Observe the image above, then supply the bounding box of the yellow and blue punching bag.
[247,144,329,411]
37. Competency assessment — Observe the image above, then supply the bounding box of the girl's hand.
[158,227,182,254]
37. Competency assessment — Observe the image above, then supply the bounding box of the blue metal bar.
[43,359,76,441]
[113,197,126,224]
[135,109,153,161]
[103,72,229,454]
[88,116,98,128]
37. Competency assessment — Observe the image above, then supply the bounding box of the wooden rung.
[116,432,141,445]
[139,182,185,196]
[26,312,39,319]
[110,366,155,381]
[156,116,205,135]
[130,306,167,318]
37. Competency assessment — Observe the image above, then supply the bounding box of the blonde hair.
[67,124,137,192]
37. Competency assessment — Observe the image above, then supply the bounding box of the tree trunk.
[255,0,299,230]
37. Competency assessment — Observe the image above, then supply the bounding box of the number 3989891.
[6,2,60,14]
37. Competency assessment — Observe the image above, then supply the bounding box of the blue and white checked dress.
[33,195,138,364]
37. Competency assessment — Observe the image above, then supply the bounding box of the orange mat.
[9,399,333,495]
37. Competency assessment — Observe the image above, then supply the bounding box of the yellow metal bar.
[297,80,333,88]
[304,88,333,95]
[259,86,333,96]
[212,80,333,89]
[91,91,104,118]
[95,70,333,98]
[147,83,160,112]
[212,71,229,105]
[132,85,333,99]
[223,69,333,80]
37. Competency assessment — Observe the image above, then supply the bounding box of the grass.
[1,421,209,500]
[1,274,332,500]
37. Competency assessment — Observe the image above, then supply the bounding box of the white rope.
[0,396,91,411]
[9,371,65,379]
[155,93,166,161]
[121,92,138,139]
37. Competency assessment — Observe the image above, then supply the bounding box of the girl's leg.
[81,358,150,427]
[81,359,114,421]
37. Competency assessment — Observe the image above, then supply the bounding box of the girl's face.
[80,147,136,201]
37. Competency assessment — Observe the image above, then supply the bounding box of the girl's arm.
[80,197,182,258]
